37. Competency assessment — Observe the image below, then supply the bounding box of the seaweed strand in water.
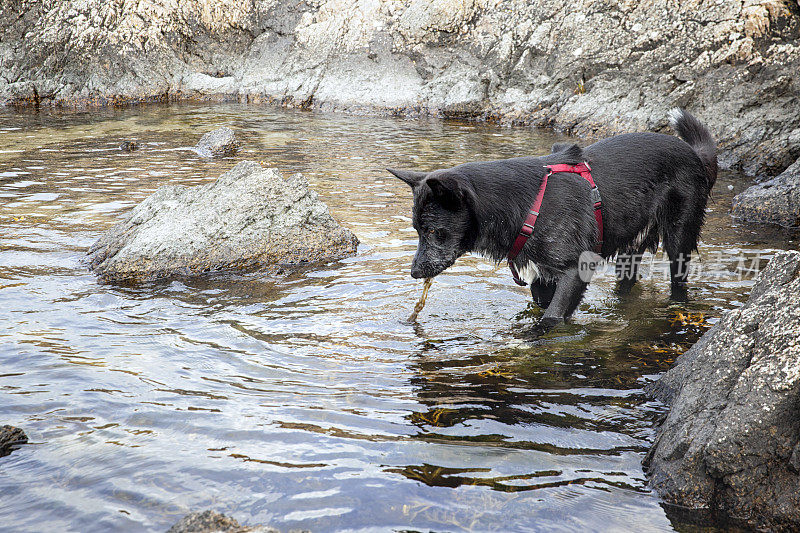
[408,278,433,322]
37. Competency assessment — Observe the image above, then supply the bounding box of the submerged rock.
[119,140,139,152]
[86,161,359,282]
[195,127,238,158]
[167,510,278,533]
[0,425,28,457]
[732,157,800,228]
[645,250,800,531]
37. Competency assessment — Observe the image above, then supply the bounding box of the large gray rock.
[0,425,28,458]
[86,161,359,282]
[167,510,279,533]
[645,250,800,531]
[1,1,799,178]
[732,157,800,228]
[194,127,239,158]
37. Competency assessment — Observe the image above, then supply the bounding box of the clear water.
[1,103,797,532]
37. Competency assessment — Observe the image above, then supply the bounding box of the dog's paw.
[529,317,563,338]
[669,282,689,302]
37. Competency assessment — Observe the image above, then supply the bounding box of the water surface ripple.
[0,104,796,532]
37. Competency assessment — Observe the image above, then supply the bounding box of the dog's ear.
[425,175,470,210]
[551,142,573,153]
[551,143,583,161]
[387,168,426,188]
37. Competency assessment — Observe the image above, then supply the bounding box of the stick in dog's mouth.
[407,278,433,322]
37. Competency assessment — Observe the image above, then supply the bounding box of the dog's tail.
[668,108,717,190]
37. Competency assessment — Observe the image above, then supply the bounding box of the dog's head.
[388,168,477,279]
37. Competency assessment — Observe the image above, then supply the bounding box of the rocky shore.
[645,250,800,531]
[732,157,800,227]
[2,0,798,180]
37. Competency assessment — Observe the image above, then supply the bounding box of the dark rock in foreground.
[195,127,238,158]
[86,161,359,282]
[732,157,800,228]
[0,425,28,457]
[645,250,800,531]
[167,510,278,533]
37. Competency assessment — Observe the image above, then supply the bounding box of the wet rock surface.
[167,510,278,533]
[645,250,800,531]
[194,127,239,158]
[1,1,798,178]
[86,161,359,282]
[0,425,28,458]
[732,157,800,228]
[119,140,139,152]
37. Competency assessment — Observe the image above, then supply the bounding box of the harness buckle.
[591,187,601,205]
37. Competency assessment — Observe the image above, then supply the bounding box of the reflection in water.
[0,103,797,532]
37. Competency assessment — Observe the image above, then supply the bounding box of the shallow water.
[0,103,797,532]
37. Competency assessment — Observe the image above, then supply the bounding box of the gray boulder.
[732,157,800,228]
[645,250,800,531]
[86,161,359,282]
[194,127,239,158]
[0,425,28,457]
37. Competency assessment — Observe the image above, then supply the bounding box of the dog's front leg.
[530,279,557,309]
[530,267,588,337]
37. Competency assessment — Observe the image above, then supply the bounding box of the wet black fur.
[389,109,717,336]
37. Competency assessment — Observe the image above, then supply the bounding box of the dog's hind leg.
[617,225,659,295]
[615,242,654,295]
[530,279,557,309]
[662,194,704,301]
[530,267,588,336]
[667,250,692,301]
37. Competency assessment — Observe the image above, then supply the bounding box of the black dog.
[389,109,717,335]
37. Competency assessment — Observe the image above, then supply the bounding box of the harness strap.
[507,172,549,286]
[507,161,603,286]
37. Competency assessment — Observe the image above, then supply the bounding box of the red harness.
[507,162,603,286]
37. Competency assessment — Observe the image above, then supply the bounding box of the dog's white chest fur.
[516,261,543,285]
